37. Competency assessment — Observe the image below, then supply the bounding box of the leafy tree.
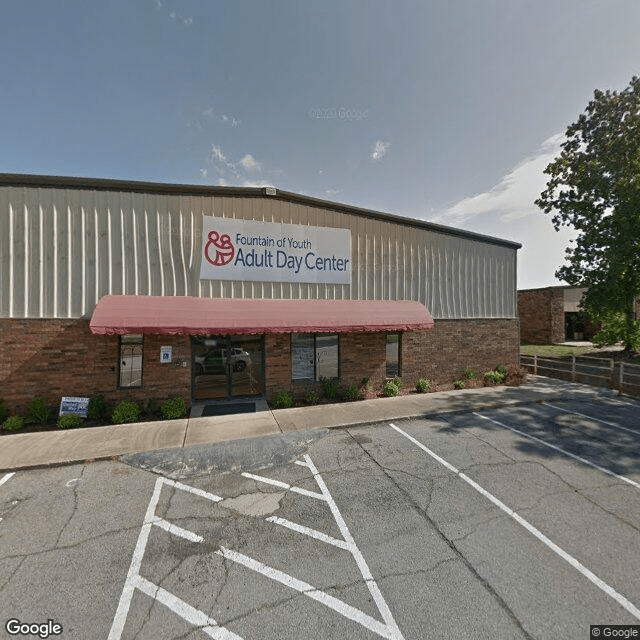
[536,77,640,351]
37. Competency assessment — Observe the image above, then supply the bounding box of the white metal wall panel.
[0,185,517,319]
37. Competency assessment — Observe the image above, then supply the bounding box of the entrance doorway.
[192,334,264,400]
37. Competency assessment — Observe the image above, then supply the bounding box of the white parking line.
[237,454,404,640]
[109,477,228,640]
[543,402,640,437]
[216,547,397,640]
[265,516,351,550]
[241,471,326,501]
[0,472,15,487]
[390,422,640,621]
[473,412,640,490]
[112,462,405,640]
[135,575,243,640]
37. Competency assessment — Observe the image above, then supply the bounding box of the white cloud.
[371,140,390,161]
[203,145,276,186]
[199,109,240,128]
[325,188,342,197]
[241,180,276,188]
[210,144,228,164]
[434,133,564,227]
[156,4,193,27]
[427,133,580,289]
[239,154,260,171]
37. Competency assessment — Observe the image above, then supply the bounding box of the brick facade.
[2,318,520,413]
[264,319,520,400]
[518,288,565,344]
[1,320,191,414]
[400,319,520,384]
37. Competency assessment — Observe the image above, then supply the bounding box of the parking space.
[0,396,639,639]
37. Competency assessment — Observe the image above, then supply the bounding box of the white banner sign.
[199,217,351,284]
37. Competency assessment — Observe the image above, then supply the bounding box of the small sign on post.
[59,397,90,417]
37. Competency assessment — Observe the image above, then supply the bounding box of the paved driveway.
[1,394,639,639]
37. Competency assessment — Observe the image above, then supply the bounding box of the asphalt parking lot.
[1,395,639,640]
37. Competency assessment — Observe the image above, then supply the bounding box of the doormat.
[201,402,257,417]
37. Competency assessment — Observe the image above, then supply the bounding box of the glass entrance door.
[192,334,264,400]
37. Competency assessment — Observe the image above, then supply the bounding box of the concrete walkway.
[0,376,622,472]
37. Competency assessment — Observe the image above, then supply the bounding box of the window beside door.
[291,333,339,381]
[386,333,400,378]
[119,334,143,388]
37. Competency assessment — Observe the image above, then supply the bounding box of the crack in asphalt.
[0,524,143,566]
[346,429,535,640]
[215,560,461,629]
[53,464,86,549]
[0,555,26,595]
[458,419,640,531]
[132,581,161,640]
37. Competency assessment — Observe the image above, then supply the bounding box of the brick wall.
[1,320,191,414]
[3,318,521,412]
[401,319,520,385]
[339,332,387,387]
[264,319,520,400]
[264,333,291,398]
[518,288,565,344]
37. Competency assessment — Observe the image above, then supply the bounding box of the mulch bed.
[0,413,164,437]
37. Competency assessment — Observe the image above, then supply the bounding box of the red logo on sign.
[205,231,235,267]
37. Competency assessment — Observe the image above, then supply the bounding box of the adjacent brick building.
[518,286,604,344]
[1,174,522,414]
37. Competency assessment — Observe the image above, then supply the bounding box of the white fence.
[520,354,640,396]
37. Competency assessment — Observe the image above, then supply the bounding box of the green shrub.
[361,378,372,392]
[111,400,141,424]
[161,398,186,420]
[453,380,466,389]
[321,377,340,400]
[26,396,51,424]
[392,377,403,390]
[146,398,161,416]
[272,390,293,409]
[383,381,399,397]
[87,395,107,420]
[0,400,7,425]
[344,385,360,401]
[484,370,506,385]
[416,377,431,393]
[495,365,508,377]
[57,414,84,429]
[2,416,25,431]
[464,368,476,380]
[305,390,319,405]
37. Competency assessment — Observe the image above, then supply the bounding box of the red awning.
[89,295,434,335]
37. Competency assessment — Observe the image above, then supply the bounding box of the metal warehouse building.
[0,174,521,413]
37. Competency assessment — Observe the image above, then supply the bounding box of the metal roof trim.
[0,173,522,250]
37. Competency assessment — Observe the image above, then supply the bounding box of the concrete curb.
[0,376,626,473]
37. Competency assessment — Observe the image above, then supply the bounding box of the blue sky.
[2,1,640,288]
